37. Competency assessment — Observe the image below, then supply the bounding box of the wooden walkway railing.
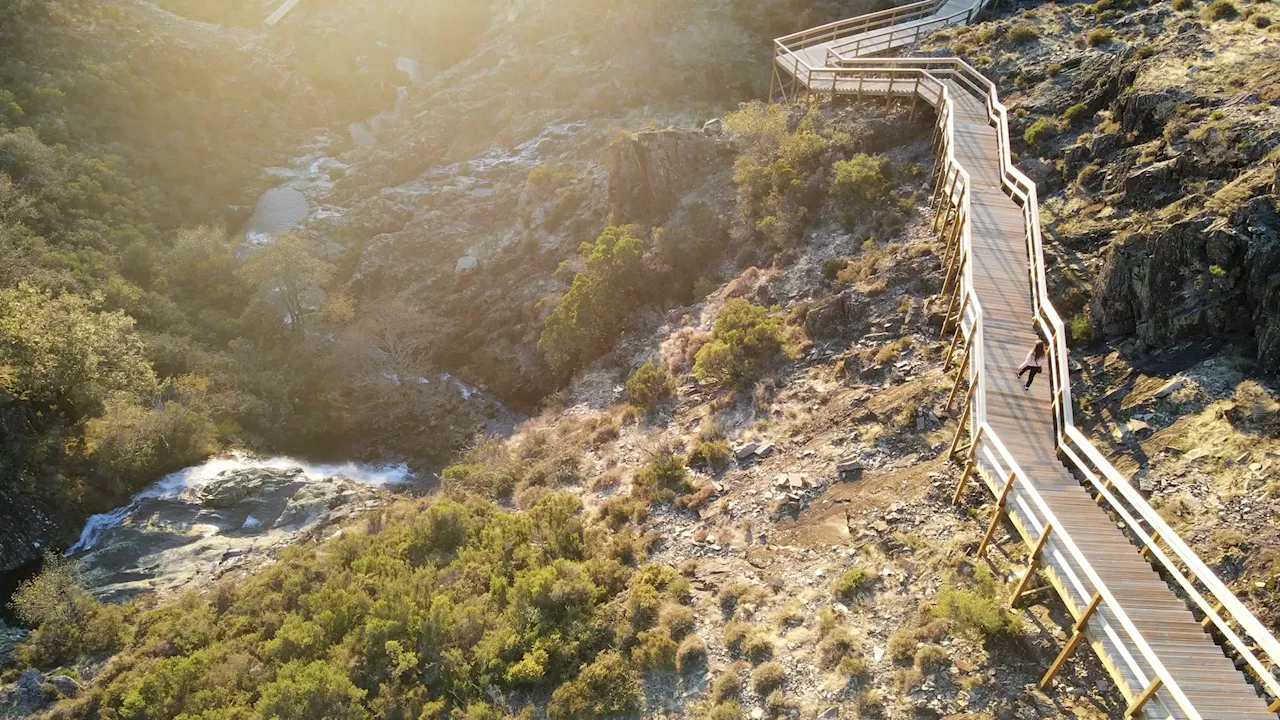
[774,9,1280,720]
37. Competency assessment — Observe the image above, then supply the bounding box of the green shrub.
[1204,0,1239,17]
[1007,23,1040,42]
[1070,312,1092,344]
[816,626,859,670]
[660,603,697,640]
[914,644,951,673]
[693,299,783,386]
[838,654,870,681]
[632,450,695,503]
[701,702,745,720]
[1046,62,1063,76]
[548,651,642,720]
[1086,27,1116,46]
[1173,0,1194,10]
[888,627,919,663]
[253,659,368,720]
[525,163,575,199]
[1077,164,1103,190]
[765,691,791,717]
[725,104,833,245]
[937,567,1022,639]
[821,257,849,280]
[677,636,707,674]
[751,662,787,695]
[1024,117,1058,145]
[1063,102,1091,126]
[744,634,775,664]
[723,620,753,652]
[632,628,678,669]
[11,554,123,666]
[830,154,890,206]
[687,436,732,472]
[711,672,742,703]
[833,566,872,600]
[626,361,675,411]
[599,496,650,531]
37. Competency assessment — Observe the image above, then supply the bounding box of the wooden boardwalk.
[775,8,1280,720]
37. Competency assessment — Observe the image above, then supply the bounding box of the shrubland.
[12,493,691,720]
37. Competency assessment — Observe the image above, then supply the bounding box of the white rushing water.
[65,453,411,555]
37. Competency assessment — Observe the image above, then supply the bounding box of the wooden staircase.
[774,8,1280,720]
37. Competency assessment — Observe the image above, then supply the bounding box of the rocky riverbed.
[63,455,404,602]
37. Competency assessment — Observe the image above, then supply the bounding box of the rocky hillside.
[916,0,1280,369]
[276,0,902,406]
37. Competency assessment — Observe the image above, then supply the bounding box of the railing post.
[1124,677,1163,718]
[943,294,970,370]
[976,471,1017,557]
[940,247,966,320]
[947,378,978,459]
[1040,591,1103,689]
[1199,600,1225,629]
[952,425,984,505]
[1010,523,1053,607]
[1139,530,1162,560]
[945,340,972,413]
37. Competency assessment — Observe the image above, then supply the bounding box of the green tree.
[0,282,157,417]
[538,225,646,373]
[238,232,335,338]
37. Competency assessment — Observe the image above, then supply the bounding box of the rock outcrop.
[607,128,734,225]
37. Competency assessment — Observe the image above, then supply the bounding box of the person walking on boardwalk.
[1017,340,1046,389]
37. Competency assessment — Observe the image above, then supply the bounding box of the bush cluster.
[725,103,832,247]
[626,361,675,411]
[693,299,784,386]
[13,494,695,719]
[937,566,1022,638]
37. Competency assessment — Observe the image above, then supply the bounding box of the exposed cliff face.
[607,125,736,224]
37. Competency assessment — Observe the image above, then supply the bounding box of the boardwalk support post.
[947,378,978,459]
[1269,697,1280,713]
[951,426,984,506]
[1009,523,1052,607]
[943,294,970,370]
[1139,531,1161,560]
[944,342,972,413]
[1124,677,1163,719]
[1040,592,1102,689]
[976,471,1017,557]
[1200,599,1225,629]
